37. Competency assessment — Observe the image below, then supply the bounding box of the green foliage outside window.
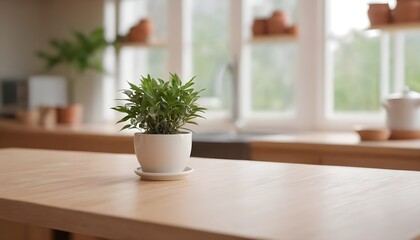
[405,32,420,92]
[192,0,229,102]
[333,31,381,112]
[251,45,295,111]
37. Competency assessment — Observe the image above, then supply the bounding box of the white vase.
[73,71,109,123]
[134,132,192,173]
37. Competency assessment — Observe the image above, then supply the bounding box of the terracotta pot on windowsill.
[252,18,268,36]
[367,3,391,26]
[286,25,298,36]
[128,18,154,43]
[57,104,83,126]
[267,11,287,35]
[393,0,420,23]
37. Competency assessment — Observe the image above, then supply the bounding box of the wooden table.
[0,148,420,240]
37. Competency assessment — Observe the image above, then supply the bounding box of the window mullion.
[296,0,325,130]
[114,0,122,93]
[392,32,405,92]
[167,0,191,80]
[230,0,249,127]
[380,32,390,101]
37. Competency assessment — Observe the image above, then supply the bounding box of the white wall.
[0,0,45,78]
[0,0,110,123]
[0,0,104,77]
[41,0,104,41]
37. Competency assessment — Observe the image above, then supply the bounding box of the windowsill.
[366,22,420,32]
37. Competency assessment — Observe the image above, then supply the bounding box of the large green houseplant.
[36,27,107,124]
[112,74,206,178]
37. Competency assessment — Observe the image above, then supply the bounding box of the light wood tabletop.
[0,148,419,240]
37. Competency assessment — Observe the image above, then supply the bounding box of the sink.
[191,132,276,160]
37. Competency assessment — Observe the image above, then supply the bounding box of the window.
[326,0,382,114]
[251,44,296,112]
[191,0,230,111]
[405,32,420,92]
[105,0,420,131]
[326,0,420,125]
[250,0,297,113]
[118,0,167,87]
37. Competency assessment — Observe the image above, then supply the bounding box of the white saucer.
[134,167,193,181]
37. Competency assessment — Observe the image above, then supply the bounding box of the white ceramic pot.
[382,88,420,131]
[134,132,192,173]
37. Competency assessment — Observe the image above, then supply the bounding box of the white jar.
[383,87,420,131]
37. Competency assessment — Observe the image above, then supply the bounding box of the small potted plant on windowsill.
[36,27,107,125]
[112,74,206,180]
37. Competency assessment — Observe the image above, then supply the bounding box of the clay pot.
[15,109,39,127]
[367,3,391,26]
[267,11,287,35]
[252,19,268,36]
[286,25,298,35]
[355,127,390,141]
[128,18,154,43]
[39,107,57,128]
[393,0,420,23]
[57,104,82,126]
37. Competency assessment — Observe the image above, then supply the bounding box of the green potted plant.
[36,27,107,125]
[112,74,206,179]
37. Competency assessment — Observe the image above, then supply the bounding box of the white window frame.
[110,0,323,133]
[109,0,413,132]
[184,0,310,133]
[322,0,388,130]
[322,0,411,131]
[232,0,327,132]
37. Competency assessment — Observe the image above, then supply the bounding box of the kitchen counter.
[250,132,420,171]
[251,131,420,156]
[1,119,419,170]
[0,119,134,154]
[1,148,419,240]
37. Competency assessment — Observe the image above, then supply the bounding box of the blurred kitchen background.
[1,0,419,133]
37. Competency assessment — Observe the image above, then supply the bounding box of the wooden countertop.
[0,119,131,136]
[251,132,420,158]
[1,148,419,240]
[253,131,420,148]
[1,119,420,158]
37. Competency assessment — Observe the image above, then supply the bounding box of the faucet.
[213,57,243,133]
